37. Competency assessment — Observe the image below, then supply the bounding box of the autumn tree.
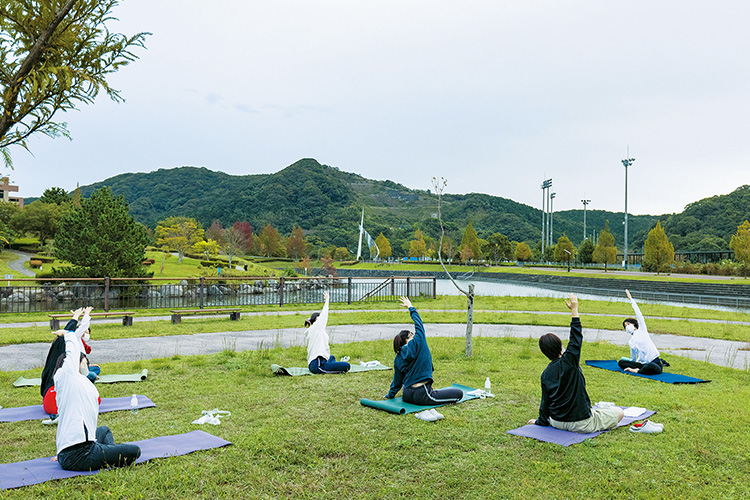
[409,229,428,260]
[643,221,674,274]
[374,232,391,260]
[233,221,253,254]
[206,220,226,246]
[222,227,245,266]
[193,239,220,261]
[286,226,307,259]
[155,216,204,264]
[554,234,576,264]
[730,220,750,267]
[257,223,282,257]
[515,241,532,262]
[440,236,457,262]
[460,221,482,262]
[593,221,617,272]
[0,0,149,167]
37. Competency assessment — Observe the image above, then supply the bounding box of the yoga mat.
[271,361,391,376]
[585,360,710,384]
[0,396,156,423]
[507,407,656,447]
[360,384,480,415]
[13,369,149,387]
[0,430,231,490]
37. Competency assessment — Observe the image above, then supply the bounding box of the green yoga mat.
[13,369,149,387]
[271,362,391,376]
[360,383,480,414]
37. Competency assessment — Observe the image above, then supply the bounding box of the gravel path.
[5,250,36,277]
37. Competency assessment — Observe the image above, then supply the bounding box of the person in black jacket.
[527,294,624,433]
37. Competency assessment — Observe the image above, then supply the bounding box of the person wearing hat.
[305,291,350,374]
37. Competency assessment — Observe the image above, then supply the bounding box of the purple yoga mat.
[507,408,656,446]
[0,430,232,490]
[0,396,156,423]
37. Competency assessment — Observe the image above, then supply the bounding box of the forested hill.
[71,158,744,252]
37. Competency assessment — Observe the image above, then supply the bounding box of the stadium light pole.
[621,157,635,270]
[581,199,591,243]
[550,192,556,245]
[541,179,552,256]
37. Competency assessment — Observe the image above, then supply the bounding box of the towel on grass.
[0,430,231,490]
[271,361,391,376]
[585,360,710,384]
[13,369,149,387]
[507,407,656,446]
[360,384,480,414]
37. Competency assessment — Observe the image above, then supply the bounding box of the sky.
[8,1,750,216]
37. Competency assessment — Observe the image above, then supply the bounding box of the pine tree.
[643,221,674,273]
[578,238,595,264]
[56,187,149,277]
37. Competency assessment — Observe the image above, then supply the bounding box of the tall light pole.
[541,178,552,255]
[621,156,635,269]
[550,192,556,245]
[581,199,591,243]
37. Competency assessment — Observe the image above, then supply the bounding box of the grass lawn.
[1,337,748,499]
[1,295,749,346]
[0,251,33,279]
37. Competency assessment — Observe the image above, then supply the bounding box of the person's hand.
[399,296,413,309]
[53,329,65,337]
[50,456,58,462]
[71,307,83,320]
[527,419,537,425]
[83,306,94,315]
[323,291,329,302]
[564,294,578,311]
[625,289,632,300]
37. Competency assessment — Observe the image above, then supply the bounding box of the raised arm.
[626,289,647,332]
[74,307,93,341]
[60,327,83,376]
[562,294,583,362]
[318,291,330,329]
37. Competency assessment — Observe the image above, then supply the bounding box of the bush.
[339,260,359,266]
[31,255,55,263]
[29,259,43,268]
[142,258,156,266]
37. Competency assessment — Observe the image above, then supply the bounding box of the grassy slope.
[1,338,748,499]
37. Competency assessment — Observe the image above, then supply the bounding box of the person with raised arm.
[618,289,669,375]
[305,291,350,374]
[528,294,624,433]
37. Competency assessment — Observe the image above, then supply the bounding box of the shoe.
[42,417,58,425]
[340,356,350,362]
[415,409,439,422]
[429,408,444,420]
[629,419,662,434]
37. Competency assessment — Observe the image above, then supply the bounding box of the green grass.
[0,251,34,279]
[1,337,748,498]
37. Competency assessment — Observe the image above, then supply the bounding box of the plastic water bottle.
[130,394,138,415]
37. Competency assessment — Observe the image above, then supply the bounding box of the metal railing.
[0,276,437,313]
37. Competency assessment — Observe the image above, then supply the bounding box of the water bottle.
[485,377,491,396]
[130,394,138,415]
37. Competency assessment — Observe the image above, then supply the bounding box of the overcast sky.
[8,1,750,216]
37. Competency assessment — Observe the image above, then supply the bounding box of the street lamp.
[541,179,552,255]
[581,199,591,243]
[621,156,635,269]
[550,192,556,245]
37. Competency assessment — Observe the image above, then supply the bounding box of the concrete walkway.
[2,322,748,372]
[5,250,36,277]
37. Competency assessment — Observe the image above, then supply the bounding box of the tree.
[554,234,576,264]
[483,233,512,264]
[55,186,148,277]
[0,0,149,167]
[460,245,474,264]
[409,229,427,260]
[374,232,391,260]
[643,221,674,274]
[206,220,226,246]
[515,241,532,262]
[730,220,750,266]
[155,216,204,264]
[593,221,617,272]
[257,223,282,257]
[286,226,307,259]
[232,221,253,254]
[578,238,595,264]
[193,239,220,261]
[10,200,66,243]
[38,187,69,205]
[440,236,457,262]
[460,221,482,261]
[0,201,19,225]
[222,226,245,266]
[334,247,349,261]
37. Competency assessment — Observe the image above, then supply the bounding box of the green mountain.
[69,158,747,255]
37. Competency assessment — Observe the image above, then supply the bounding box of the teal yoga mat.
[361,384,481,414]
[271,362,391,376]
[13,369,149,387]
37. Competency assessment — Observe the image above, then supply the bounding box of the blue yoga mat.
[585,360,710,384]
[507,407,656,446]
[0,430,231,490]
[360,384,481,414]
[0,396,156,423]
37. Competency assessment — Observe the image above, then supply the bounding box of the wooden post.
[391,277,395,297]
[347,277,352,304]
[432,276,437,299]
[279,277,285,307]
[406,277,411,298]
[465,283,474,357]
[104,277,110,312]
[199,277,205,309]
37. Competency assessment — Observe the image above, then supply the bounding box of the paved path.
[5,250,35,277]
[2,322,748,372]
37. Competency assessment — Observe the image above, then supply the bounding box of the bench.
[169,308,241,324]
[49,311,136,330]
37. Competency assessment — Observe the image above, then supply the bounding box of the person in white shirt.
[618,290,669,375]
[305,292,350,374]
[53,306,141,471]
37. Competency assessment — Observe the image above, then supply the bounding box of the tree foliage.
[258,223,282,257]
[155,216,204,264]
[593,221,617,271]
[515,241,532,262]
[554,234,576,263]
[578,238,595,264]
[10,200,66,242]
[643,221,674,273]
[193,239,220,261]
[374,232,391,260]
[286,226,307,259]
[232,221,253,253]
[460,221,481,261]
[55,186,148,277]
[0,0,149,166]
[483,233,512,263]
[730,220,750,266]
[409,229,427,259]
[39,187,69,205]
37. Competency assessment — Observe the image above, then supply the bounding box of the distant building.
[0,177,23,207]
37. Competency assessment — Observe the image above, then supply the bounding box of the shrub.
[142,258,156,266]
[31,255,55,263]
[29,259,43,268]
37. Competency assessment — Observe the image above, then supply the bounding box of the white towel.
[623,406,647,417]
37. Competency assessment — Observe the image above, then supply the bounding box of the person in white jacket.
[618,290,669,375]
[305,292,350,374]
[53,306,141,471]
